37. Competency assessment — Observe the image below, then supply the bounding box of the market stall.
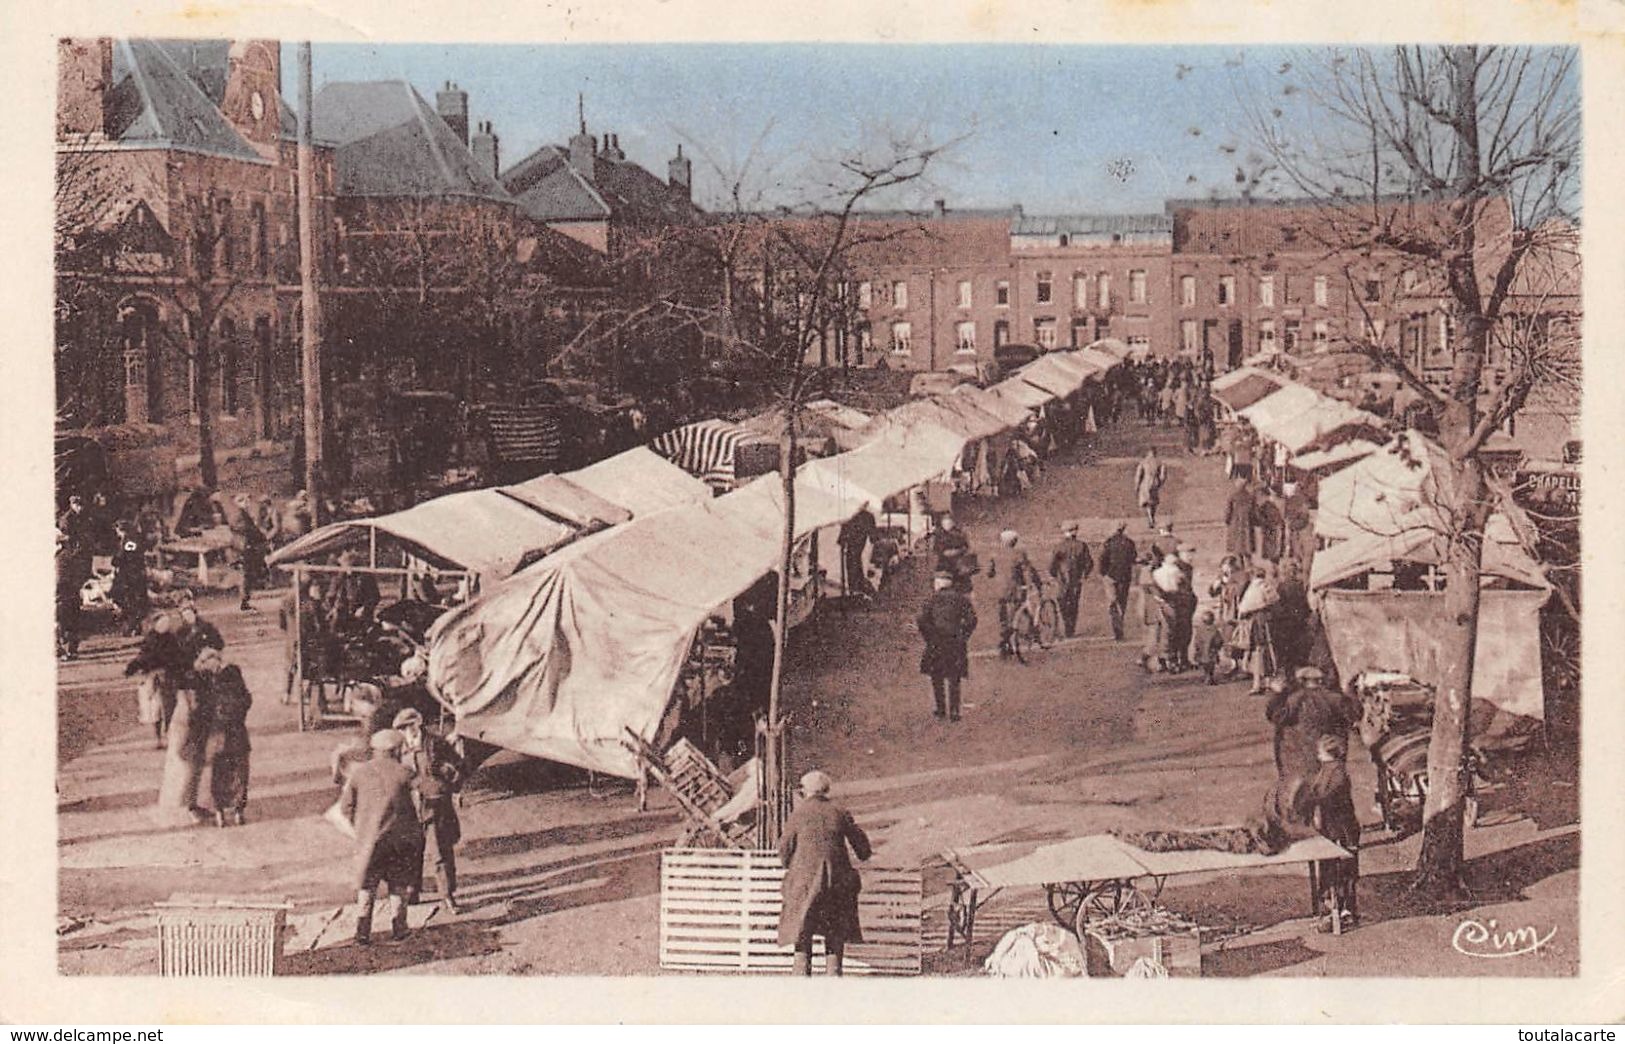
[567,446,715,518]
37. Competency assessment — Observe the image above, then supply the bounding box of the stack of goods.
[1084,906,1202,978]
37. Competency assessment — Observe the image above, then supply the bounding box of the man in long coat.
[1097,522,1138,641]
[1134,448,1168,529]
[1048,521,1094,639]
[1224,479,1256,562]
[917,571,978,721]
[777,770,872,976]
[1254,494,1286,563]
[340,729,425,945]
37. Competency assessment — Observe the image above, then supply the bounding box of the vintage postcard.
[4,0,1623,1025]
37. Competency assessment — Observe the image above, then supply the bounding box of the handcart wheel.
[1045,882,1090,931]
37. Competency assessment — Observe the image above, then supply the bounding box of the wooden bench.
[659,848,922,976]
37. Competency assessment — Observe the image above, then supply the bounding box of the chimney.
[436,81,469,146]
[934,198,947,220]
[472,121,500,179]
[568,92,596,182]
[57,38,113,138]
[603,132,625,162]
[668,143,693,199]
[1012,203,1024,220]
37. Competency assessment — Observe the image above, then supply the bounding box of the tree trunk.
[763,411,797,845]
[1412,451,1488,899]
[195,324,218,489]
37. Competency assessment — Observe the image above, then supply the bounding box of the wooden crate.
[659,848,922,976]
[1085,927,1201,978]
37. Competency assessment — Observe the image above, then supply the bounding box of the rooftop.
[312,81,511,202]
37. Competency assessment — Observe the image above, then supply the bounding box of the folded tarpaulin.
[567,446,713,518]
[426,496,781,779]
[989,376,1056,411]
[499,473,631,529]
[268,487,580,583]
[1318,588,1548,721]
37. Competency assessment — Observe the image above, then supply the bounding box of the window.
[957,280,972,309]
[856,322,873,357]
[1130,269,1147,305]
[1279,274,1291,304]
[1218,275,1235,306]
[1074,274,1088,309]
[218,317,238,415]
[955,321,977,353]
[858,281,872,310]
[1258,319,1277,352]
[995,280,1010,307]
[1365,317,1387,341]
[890,321,912,354]
[1097,272,1111,310]
[1180,275,1196,308]
[1128,334,1150,355]
[892,280,908,310]
[1313,275,1329,307]
[1438,313,1457,355]
[1402,268,1420,293]
[1071,318,1088,347]
[250,202,268,277]
[1284,319,1301,354]
[994,319,1010,346]
[253,317,272,437]
[1034,318,1057,349]
[1313,320,1329,347]
[1258,275,1274,308]
[1036,271,1053,305]
[120,301,162,422]
[1363,278,1382,304]
[1403,315,1427,368]
[214,196,234,273]
[1181,319,1199,353]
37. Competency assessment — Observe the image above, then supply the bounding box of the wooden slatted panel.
[660,848,922,976]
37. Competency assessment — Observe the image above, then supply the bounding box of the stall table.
[941,831,1352,947]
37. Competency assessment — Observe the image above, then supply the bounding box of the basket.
[1084,908,1202,978]
[154,894,292,976]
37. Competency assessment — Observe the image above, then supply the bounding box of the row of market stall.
[405,341,1133,779]
[1209,364,1552,728]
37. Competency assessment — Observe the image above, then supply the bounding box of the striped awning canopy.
[477,404,567,467]
[652,419,769,491]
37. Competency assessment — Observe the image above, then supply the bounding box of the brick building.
[55,38,339,472]
[1008,211,1172,357]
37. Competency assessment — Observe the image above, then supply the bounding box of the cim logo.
[1451,918,1556,959]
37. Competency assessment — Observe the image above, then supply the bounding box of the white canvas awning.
[568,446,714,518]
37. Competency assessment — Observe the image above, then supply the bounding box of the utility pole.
[297,42,325,525]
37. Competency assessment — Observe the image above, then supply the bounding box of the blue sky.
[286,43,1577,216]
[285,43,1298,214]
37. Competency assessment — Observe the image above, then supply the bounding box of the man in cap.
[777,770,872,976]
[987,530,1036,657]
[394,707,465,913]
[916,570,978,721]
[932,515,973,593]
[1097,521,1138,641]
[1048,521,1094,639]
[339,729,424,945]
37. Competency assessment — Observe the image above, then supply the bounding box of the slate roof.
[501,143,700,225]
[102,39,266,163]
[1011,213,1172,236]
[312,81,511,202]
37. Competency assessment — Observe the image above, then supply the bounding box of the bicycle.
[1008,576,1061,663]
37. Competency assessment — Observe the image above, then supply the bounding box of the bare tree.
[169,192,244,490]
[1232,46,1579,895]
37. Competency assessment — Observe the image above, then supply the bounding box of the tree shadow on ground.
[280,921,504,975]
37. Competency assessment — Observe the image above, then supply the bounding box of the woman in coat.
[777,770,872,976]
[1134,448,1168,529]
[195,647,253,826]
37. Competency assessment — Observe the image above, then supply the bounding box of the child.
[1191,608,1226,685]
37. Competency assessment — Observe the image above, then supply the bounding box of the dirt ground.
[55,416,1580,978]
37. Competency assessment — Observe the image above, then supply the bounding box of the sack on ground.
[983,922,1086,978]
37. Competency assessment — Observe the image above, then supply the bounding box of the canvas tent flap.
[1076,347,1122,374]
[1310,515,1551,591]
[838,411,968,468]
[568,446,713,518]
[268,488,579,582]
[801,440,947,507]
[1318,589,1547,720]
[952,384,1033,428]
[1315,431,1446,543]
[1087,338,1132,359]
[926,393,1012,440]
[1211,367,1285,412]
[1018,354,1089,398]
[989,376,1056,411]
[1290,439,1381,473]
[427,500,781,779]
[711,471,863,543]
